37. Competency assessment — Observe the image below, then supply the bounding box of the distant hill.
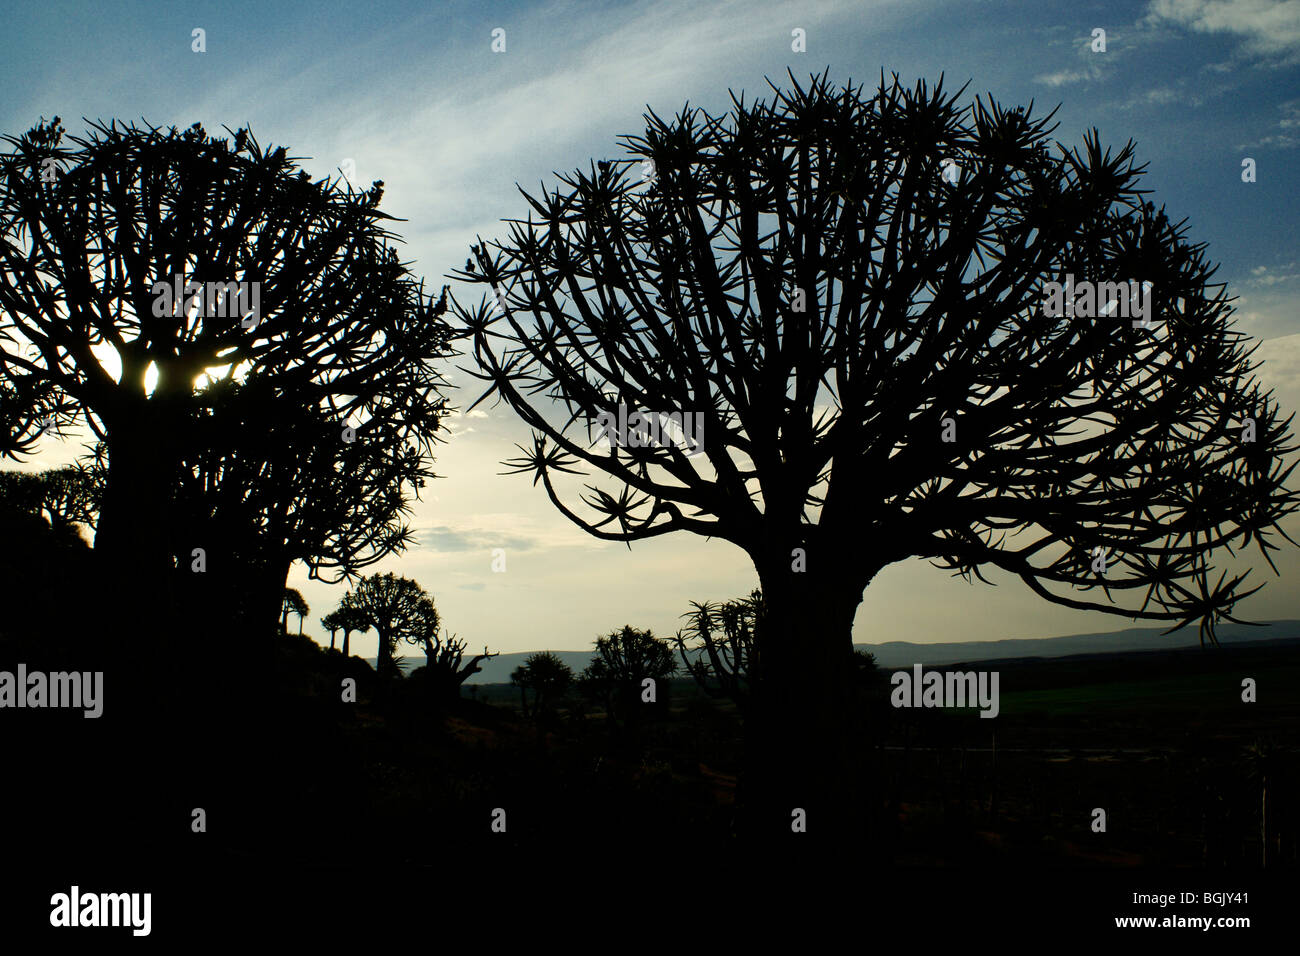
[856,619,1300,669]
[370,619,1300,683]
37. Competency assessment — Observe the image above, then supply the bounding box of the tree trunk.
[329,630,337,652]
[374,627,392,706]
[740,548,872,842]
[342,629,352,658]
[249,561,292,643]
[93,420,181,644]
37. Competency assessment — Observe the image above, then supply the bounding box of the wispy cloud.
[1236,98,1300,147]
[1036,67,1103,87]
[415,524,536,553]
[1247,262,1300,285]
[1144,0,1300,65]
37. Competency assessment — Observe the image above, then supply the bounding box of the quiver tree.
[320,608,345,651]
[674,589,763,712]
[281,587,309,636]
[0,117,454,640]
[410,625,497,706]
[334,601,370,659]
[0,466,95,635]
[449,69,1299,833]
[159,368,445,635]
[510,664,529,716]
[0,465,96,536]
[511,651,574,719]
[342,572,437,691]
[580,625,677,728]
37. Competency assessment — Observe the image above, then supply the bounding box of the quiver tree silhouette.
[333,600,370,658]
[580,625,677,731]
[159,341,448,636]
[320,609,344,651]
[0,466,95,637]
[341,572,438,697]
[281,587,309,636]
[0,465,96,537]
[409,624,497,708]
[1242,738,1288,867]
[510,664,528,716]
[511,651,574,720]
[39,465,98,532]
[0,117,454,642]
[449,69,1299,834]
[674,589,763,712]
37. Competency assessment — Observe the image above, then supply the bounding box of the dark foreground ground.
[3,599,1296,939]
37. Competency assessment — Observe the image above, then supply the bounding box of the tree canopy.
[580,625,677,722]
[0,117,455,637]
[511,651,574,718]
[674,589,762,711]
[451,70,1296,639]
[340,572,439,682]
[449,69,1299,828]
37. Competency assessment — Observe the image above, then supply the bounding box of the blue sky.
[3,0,1299,659]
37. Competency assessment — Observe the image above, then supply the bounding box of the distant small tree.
[409,620,497,706]
[335,601,370,658]
[0,466,95,638]
[511,651,574,718]
[0,466,96,538]
[281,588,309,636]
[343,572,435,688]
[510,664,529,716]
[674,589,763,712]
[854,649,879,678]
[320,608,345,651]
[580,625,677,726]
[1243,738,1278,867]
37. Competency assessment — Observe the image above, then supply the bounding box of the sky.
[2,0,1299,661]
